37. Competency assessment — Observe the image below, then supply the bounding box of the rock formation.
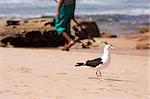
[0,18,100,47]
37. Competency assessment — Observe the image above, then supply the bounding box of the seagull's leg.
[99,70,104,80]
[99,71,102,76]
[96,70,99,77]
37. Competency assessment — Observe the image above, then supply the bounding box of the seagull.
[75,42,114,79]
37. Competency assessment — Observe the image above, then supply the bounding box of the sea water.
[0,0,149,35]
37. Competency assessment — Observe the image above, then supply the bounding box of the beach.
[0,0,150,98]
[0,14,150,99]
[0,31,150,99]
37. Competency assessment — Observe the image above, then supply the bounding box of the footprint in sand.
[0,90,18,95]
[57,72,67,75]
[17,67,33,73]
[0,90,11,94]
[41,75,49,78]
[8,66,33,73]
[55,96,65,99]
[98,88,105,91]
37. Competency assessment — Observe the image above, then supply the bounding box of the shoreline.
[0,14,149,36]
[0,16,149,50]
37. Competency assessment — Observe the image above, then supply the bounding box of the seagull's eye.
[110,44,112,46]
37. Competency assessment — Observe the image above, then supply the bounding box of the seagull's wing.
[85,58,103,67]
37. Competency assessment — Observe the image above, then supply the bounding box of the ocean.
[0,0,149,35]
[0,0,149,18]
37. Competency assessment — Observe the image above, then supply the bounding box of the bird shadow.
[105,78,137,82]
[88,77,137,83]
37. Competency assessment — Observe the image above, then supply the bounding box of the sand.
[0,37,149,99]
[0,18,149,99]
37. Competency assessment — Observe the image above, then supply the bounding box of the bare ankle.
[69,40,74,44]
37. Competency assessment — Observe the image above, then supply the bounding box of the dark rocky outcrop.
[101,32,117,38]
[1,31,65,47]
[136,43,150,49]
[139,27,149,33]
[0,18,100,47]
[123,31,150,50]
[6,20,20,26]
[73,21,100,40]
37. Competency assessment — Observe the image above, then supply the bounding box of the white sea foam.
[0,0,149,18]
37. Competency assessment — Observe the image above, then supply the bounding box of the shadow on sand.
[88,77,137,83]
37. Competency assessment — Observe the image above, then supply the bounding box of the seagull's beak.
[110,45,115,49]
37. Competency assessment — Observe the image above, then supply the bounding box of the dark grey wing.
[85,58,103,67]
[75,62,84,66]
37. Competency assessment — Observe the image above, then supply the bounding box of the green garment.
[55,3,75,36]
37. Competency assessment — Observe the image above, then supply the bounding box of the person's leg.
[61,18,75,51]
[62,32,72,43]
[62,32,74,51]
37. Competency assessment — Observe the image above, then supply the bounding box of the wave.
[0,0,149,19]
[0,9,149,19]
[0,0,36,4]
[0,0,56,5]
[0,0,149,5]
[76,9,150,16]
[78,0,149,5]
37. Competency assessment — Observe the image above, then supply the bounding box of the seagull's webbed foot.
[99,71,105,80]
[99,75,105,80]
[96,70,105,80]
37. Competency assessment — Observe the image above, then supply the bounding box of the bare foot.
[62,41,74,51]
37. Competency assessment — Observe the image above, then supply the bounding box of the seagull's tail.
[75,62,84,66]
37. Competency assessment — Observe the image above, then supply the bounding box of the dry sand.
[0,37,149,99]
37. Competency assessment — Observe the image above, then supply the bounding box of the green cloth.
[55,4,75,36]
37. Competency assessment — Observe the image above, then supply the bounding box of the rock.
[1,36,14,46]
[42,30,65,47]
[1,34,28,47]
[136,43,150,49]
[44,21,55,27]
[6,20,20,26]
[139,27,149,33]
[1,18,100,47]
[101,32,117,38]
[0,30,65,47]
[123,32,150,41]
[29,36,49,47]
[72,21,100,40]
[25,31,42,41]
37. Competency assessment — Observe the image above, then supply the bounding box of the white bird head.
[104,44,114,50]
[102,41,114,51]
